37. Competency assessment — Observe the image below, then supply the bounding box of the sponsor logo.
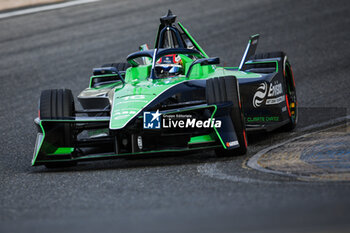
[226,141,239,147]
[268,82,282,97]
[266,96,284,105]
[252,83,268,108]
[143,110,221,129]
[253,81,284,108]
[246,116,280,122]
[122,95,146,100]
[113,110,138,120]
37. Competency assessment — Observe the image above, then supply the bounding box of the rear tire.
[39,89,77,168]
[251,52,297,131]
[206,76,248,156]
[282,56,297,131]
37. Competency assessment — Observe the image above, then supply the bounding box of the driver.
[155,54,183,78]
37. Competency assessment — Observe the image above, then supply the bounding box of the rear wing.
[239,34,260,70]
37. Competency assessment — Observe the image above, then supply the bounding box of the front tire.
[39,89,77,168]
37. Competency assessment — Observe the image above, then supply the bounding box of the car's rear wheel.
[206,76,248,156]
[251,52,297,131]
[39,89,77,168]
[282,56,297,131]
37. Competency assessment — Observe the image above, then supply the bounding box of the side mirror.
[186,57,220,78]
[199,57,220,66]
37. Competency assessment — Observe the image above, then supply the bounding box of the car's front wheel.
[39,89,77,168]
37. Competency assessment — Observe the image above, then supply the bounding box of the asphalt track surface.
[1,0,350,232]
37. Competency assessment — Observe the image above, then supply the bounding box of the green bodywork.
[109,65,260,129]
[32,21,262,166]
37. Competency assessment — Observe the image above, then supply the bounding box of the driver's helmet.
[155,54,183,78]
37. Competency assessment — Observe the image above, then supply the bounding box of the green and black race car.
[32,10,297,168]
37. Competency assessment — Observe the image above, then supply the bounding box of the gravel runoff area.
[0,0,64,11]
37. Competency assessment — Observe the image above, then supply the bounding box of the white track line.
[0,0,100,19]
[197,163,281,184]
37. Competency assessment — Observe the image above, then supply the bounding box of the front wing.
[32,103,239,166]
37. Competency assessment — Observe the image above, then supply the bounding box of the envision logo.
[253,82,284,108]
[252,83,268,108]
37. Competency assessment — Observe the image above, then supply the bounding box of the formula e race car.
[32,10,297,168]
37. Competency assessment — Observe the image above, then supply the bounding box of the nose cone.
[109,93,154,130]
